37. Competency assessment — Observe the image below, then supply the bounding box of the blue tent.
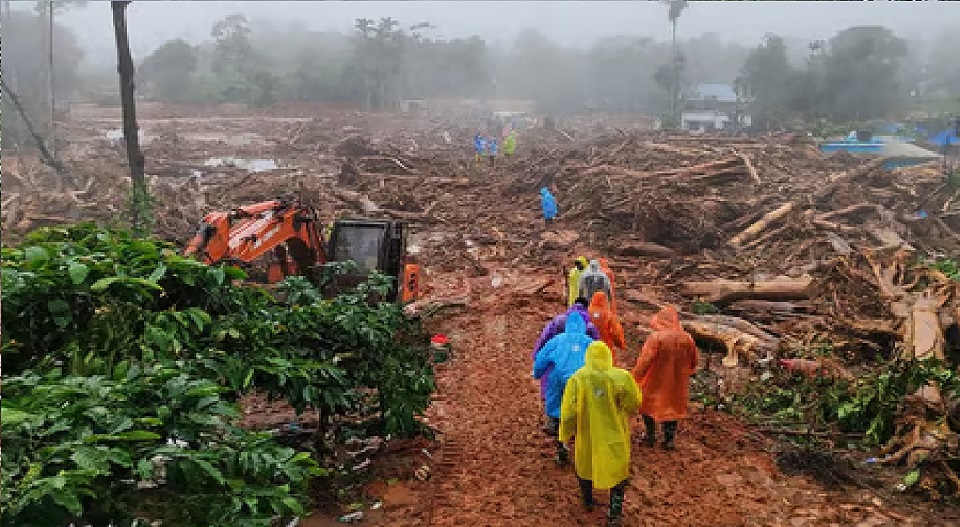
[929,128,958,147]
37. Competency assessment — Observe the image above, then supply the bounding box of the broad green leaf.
[90,276,163,293]
[86,430,162,443]
[1,408,37,427]
[137,458,154,480]
[148,264,167,283]
[47,299,71,314]
[193,458,226,485]
[24,246,50,265]
[50,487,83,515]
[281,496,304,514]
[68,262,90,285]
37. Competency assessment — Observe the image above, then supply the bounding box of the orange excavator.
[184,197,420,303]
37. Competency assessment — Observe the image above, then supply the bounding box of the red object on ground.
[431,334,450,345]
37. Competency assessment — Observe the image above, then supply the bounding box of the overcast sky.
[46,0,960,66]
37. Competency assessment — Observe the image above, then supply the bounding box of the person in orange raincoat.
[598,258,617,313]
[588,291,625,353]
[632,306,699,450]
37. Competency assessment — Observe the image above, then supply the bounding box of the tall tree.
[822,26,908,120]
[139,39,198,101]
[211,14,253,75]
[662,0,689,122]
[111,1,148,232]
[737,35,796,129]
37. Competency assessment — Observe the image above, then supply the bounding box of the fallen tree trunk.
[682,318,779,367]
[614,241,677,258]
[680,276,812,306]
[729,202,794,248]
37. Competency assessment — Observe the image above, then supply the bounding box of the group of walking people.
[473,129,517,166]
[530,256,700,526]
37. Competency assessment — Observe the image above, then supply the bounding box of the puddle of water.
[203,156,279,172]
[184,132,265,146]
[104,128,151,144]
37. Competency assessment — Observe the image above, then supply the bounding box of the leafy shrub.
[1,224,435,525]
[1,365,321,527]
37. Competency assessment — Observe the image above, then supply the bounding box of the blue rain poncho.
[475,135,487,155]
[533,311,593,418]
[540,187,558,220]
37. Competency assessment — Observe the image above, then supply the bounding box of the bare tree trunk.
[671,19,677,122]
[48,2,56,157]
[111,1,147,231]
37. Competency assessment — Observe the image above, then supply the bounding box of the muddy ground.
[4,102,960,526]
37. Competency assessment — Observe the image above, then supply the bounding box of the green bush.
[1,224,435,526]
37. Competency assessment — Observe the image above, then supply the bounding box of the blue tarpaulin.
[929,129,958,147]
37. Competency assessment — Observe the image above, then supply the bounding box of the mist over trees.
[3,6,960,136]
[1,4,85,147]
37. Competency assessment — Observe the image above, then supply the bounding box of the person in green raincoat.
[560,340,641,527]
[504,130,517,156]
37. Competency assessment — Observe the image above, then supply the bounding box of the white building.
[680,83,751,132]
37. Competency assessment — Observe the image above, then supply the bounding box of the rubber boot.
[663,420,678,450]
[556,440,570,466]
[607,480,627,526]
[578,477,594,512]
[642,414,656,447]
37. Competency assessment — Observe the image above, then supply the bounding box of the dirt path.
[355,268,960,526]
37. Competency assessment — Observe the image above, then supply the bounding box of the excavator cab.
[326,219,419,304]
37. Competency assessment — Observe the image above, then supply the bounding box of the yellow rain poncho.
[567,256,589,307]
[559,341,641,489]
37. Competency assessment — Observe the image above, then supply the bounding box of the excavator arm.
[184,198,325,280]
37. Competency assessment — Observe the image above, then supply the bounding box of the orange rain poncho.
[588,291,625,351]
[632,306,699,422]
[559,341,641,489]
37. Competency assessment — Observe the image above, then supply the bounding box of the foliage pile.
[728,359,960,495]
[1,224,435,526]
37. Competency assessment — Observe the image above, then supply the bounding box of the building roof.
[693,83,738,103]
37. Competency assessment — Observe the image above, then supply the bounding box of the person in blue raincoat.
[540,187,558,222]
[533,311,594,465]
[488,137,499,166]
[474,133,486,162]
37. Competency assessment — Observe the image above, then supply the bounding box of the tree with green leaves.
[737,35,796,129]
[821,26,908,121]
[139,39,198,102]
[351,17,404,110]
[211,14,254,76]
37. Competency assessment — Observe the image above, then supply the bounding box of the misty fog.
[2,0,959,144]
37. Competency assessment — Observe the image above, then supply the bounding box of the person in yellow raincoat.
[559,340,641,527]
[632,306,699,450]
[566,256,588,307]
